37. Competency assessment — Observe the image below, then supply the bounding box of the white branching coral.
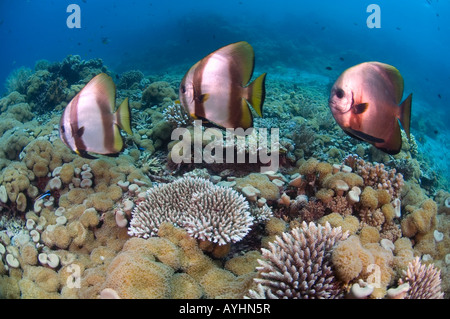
[128,177,256,245]
[163,102,193,127]
[247,221,349,299]
[396,257,444,299]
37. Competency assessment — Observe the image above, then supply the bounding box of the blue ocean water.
[0,0,449,176]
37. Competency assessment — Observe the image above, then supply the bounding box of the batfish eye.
[181,85,186,94]
[60,125,65,133]
[335,88,345,99]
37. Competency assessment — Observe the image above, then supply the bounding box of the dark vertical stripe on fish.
[228,60,243,127]
[97,94,114,153]
[70,93,87,152]
[193,59,207,119]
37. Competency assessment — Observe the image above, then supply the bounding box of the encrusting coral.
[101,223,257,299]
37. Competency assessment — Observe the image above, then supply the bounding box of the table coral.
[128,177,255,246]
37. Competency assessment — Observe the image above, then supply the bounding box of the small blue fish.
[35,190,51,202]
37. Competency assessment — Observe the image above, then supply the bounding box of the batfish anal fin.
[378,146,401,155]
[347,128,385,143]
[76,149,97,159]
[238,98,253,129]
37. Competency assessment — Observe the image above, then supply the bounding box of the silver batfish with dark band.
[328,62,412,155]
[59,73,132,158]
[179,41,266,130]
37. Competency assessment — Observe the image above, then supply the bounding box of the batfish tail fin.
[399,93,412,140]
[246,72,266,117]
[115,97,133,135]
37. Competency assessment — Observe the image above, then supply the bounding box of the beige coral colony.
[0,4,448,303]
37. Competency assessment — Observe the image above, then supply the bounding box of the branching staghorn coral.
[128,177,262,245]
[247,221,349,299]
[393,257,444,299]
[163,102,194,128]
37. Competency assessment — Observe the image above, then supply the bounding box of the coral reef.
[0,54,448,300]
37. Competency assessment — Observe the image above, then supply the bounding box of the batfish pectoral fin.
[246,72,266,117]
[352,102,369,114]
[71,125,85,138]
[199,93,210,103]
[399,93,412,140]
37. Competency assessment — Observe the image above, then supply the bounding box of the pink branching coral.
[299,200,326,222]
[344,155,404,198]
[359,207,385,230]
[128,177,254,245]
[247,221,349,299]
[325,195,353,217]
[397,257,444,299]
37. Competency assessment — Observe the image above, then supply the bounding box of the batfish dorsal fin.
[85,73,116,112]
[370,62,404,103]
[216,41,255,86]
